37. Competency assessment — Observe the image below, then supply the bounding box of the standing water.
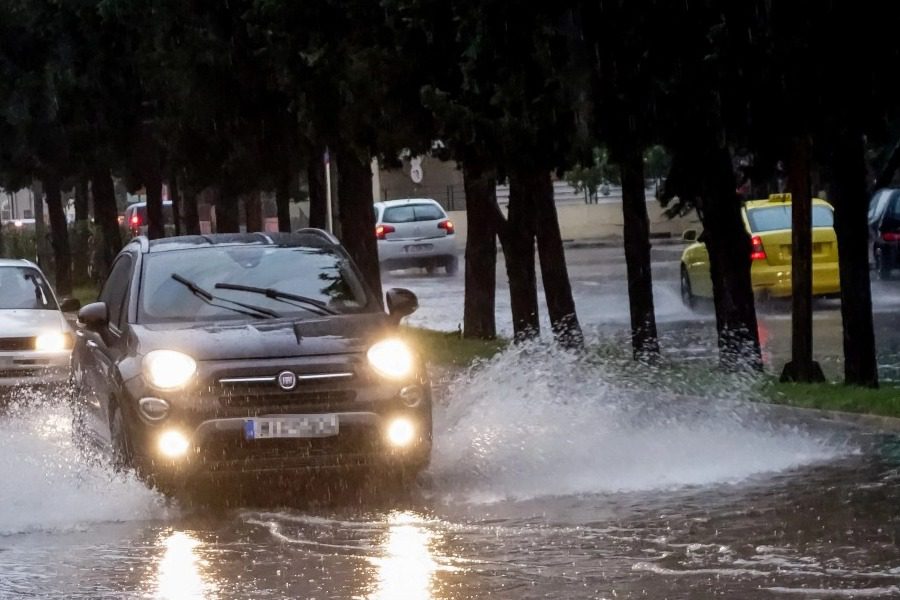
[1,344,898,599]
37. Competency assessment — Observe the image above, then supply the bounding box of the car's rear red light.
[438,220,455,234]
[130,215,140,227]
[750,235,767,261]
[375,224,395,240]
[883,231,900,242]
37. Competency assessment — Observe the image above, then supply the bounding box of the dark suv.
[868,188,900,279]
[71,230,431,492]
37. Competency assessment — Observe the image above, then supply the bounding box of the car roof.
[138,231,339,254]
[375,198,441,208]
[0,258,38,268]
[744,194,833,209]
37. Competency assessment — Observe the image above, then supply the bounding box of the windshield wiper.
[171,274,280,319]
[213,283,338,315]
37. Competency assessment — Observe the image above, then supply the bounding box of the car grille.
[219,390,357,409]
[0,337,34,351]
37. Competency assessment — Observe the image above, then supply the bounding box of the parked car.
[374,198,458,274]
[867,187,900,279]
[680,194,841,306]
[71,230,431,493]
[124,201,175,237]
[0,259,80,390]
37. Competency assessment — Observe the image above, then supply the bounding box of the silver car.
[374,199,458,274]
[0,259,79,389]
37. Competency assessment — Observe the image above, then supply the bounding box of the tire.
[444,256,459,276]
[876,247,892,281]
[680,265,696,309]
[109,403,134,473]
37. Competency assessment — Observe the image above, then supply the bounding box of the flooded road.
[2,347,899,599]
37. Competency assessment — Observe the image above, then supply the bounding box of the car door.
[79,254,134,444]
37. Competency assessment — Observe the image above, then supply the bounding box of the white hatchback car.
[0,259,79,389]
[374,199,458,274]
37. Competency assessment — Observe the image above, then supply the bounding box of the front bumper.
[0,350,70,388]
[121,354,432,480]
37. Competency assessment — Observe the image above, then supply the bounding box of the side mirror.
[59,297,81,313]
[682,229,699,242]
[385,288,418,324]
[77,302,109,331]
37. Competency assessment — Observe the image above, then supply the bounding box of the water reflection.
[153,531,215,600]
[369,511,438,600]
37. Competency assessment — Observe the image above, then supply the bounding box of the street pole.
[324,148,333,234]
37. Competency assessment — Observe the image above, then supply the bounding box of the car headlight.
[143,350,197,390]
[34,332,70,351]
[367,339,414,380]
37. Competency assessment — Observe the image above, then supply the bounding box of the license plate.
[404,243,433,254]
[244,415,339,440]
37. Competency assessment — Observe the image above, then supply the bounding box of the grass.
[761,380,900,419]
[401,326,507,367]
[70,282,100,308]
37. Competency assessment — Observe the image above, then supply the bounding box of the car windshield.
[382,203,445,223]
[0,266,57,310]
[138,245,371,323]
[747,205,834,233]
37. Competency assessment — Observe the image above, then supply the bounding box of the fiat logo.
[277,370,297,391]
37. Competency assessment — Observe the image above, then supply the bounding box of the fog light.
[138,397,170,421]
[399,385,425,408]
[158,430,190,458]
[386,418,415,447]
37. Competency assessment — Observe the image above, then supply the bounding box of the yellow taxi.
[679,194,841,306]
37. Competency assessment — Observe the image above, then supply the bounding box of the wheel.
[109,403,134,473]
[444,256,459,275]
[680,265,696,309]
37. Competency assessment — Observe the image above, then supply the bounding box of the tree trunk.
[168,171,182,236]
[244,191,263,232]
[72,178,91,284]
[533,170,583,348]
[781,136,825,383]
[619,145,660,360]
[462,159,497,339]
[829,129,878,387]
[307,159,327,230]
[146,169,164,240]
[214,187,240,233]
[32,180,52,270]
[336,149,382,302]
[701,147,763,371]
[276,173,293,232]
[90,167,122,277]
[181,179,201,235]
[44,175,72,296]
[506,170,540,339]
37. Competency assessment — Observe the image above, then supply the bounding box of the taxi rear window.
[747,205,834,233]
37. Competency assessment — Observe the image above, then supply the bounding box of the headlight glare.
[367,339,414,379]
[158,430,190,458]
[34,332,69,351]
[143,350,197,390]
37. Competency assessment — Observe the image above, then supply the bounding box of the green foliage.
[762,381,900,419]
[401,326,507,367]
[565,147,619,202]
[0,227,36,260]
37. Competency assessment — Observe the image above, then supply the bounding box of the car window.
[0,267,58,310]
[413,204,445,221]
[382,206,416,223]
[99,255,133,329]
[382,203,444,223]
[747,205,834,233]
[138,246,371,323]
[869,191,893,223]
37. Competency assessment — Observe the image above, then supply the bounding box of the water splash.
[430,341,850,503]
[0,390,167,536]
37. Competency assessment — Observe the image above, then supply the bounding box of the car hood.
[131,312,393,360]
[0,309,68,338]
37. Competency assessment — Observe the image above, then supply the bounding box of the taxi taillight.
[750,235,767,261]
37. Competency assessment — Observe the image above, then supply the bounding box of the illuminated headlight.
[158,430,190,458]
[34,332,70,351]
[386,417,415,447]
[367,339,414,379]
[143,350,197,390]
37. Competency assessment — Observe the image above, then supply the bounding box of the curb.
[760,402,900,434]
[563,238,687,250]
